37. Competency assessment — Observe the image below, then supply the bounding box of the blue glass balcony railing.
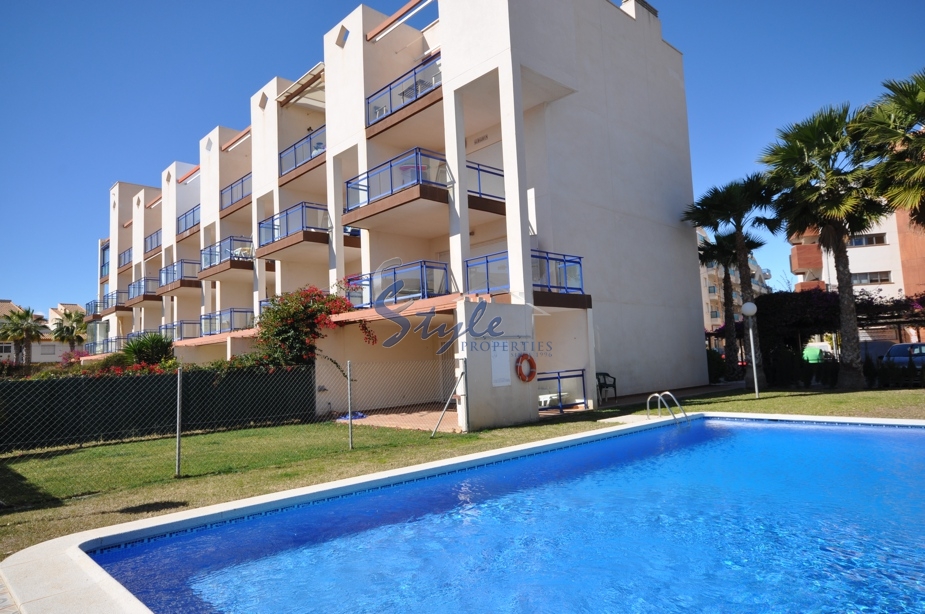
[177,205,201,234]
[144,229,162,253]
[346,260,450,309]
[201,309,255,336]
[127,278,159,300]
[466,162,505,201]
[83,341,100,355]
[259,298,273,317]
[258,202,328,247]
[159,260,201,286]
[118,248,132,268]
[102,290,129,310]
[465,250,585,294]
[367,55,442,126]
[101,336,127,355]
[201,237,254,271]
[100,262,110,278]
[220,173,253,210]
[346,148,448,211]
[279,126,326,175]
[159,320,201,341]
[85,299,103,316]
[126,330,158,341]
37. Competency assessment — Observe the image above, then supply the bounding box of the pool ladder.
[646,391,691,425]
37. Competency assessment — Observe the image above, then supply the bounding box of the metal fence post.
[347,360,353,450]
[462,357,469,432]
[175,366,182,478]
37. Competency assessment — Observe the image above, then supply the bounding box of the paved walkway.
[0,575,19,614]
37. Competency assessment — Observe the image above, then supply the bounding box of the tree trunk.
[735,228,767,388]
[831,239,866,389]
[12,340,22,367]
[69,340,76,353]
[23,340,32,366]
[721,266,740,380]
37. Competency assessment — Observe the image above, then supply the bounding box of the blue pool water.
[91,419,925,613]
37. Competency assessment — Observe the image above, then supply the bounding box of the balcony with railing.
[346,148,448,212]
[201,308,255,336]
[199,236,265,283]
[100,262,110,279]
[157,260,201,295]
[126,330,158,341]
[259,298,273,316]
[117,248,132,270]
[126,277,160,305]
[84,299,103,321]
[280,126,326,176]
[346,260,451,309]
[255,202,360,261]
[101,290,130,314]
[465,250,585,296]
[84,336,127,355]
[159,320,201,341]
[177,205,201,236]
[367,55,442,127]
[143,229,162,255]
[220,173,253,212]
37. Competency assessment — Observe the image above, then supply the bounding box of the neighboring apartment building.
[696,229,773,338]
[0,300,78,363]
[790,209,925,343]
[82,0,706,430]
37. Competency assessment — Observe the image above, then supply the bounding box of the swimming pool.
[83,416,925,613]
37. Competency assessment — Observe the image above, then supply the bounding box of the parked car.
[881,343,925,368]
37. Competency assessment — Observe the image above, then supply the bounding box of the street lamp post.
[741,301,759,399]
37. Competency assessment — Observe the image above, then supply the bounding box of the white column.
[498,61,533,305]
[444,87,471,292]
[327,153,346,291]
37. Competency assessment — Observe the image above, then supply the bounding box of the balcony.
[346,260,451,309]
[84,299,103,322]
[157,260,201,295]
[708,286,717,294]
[144,229,162,256]
[201,309,254,336]
[259,298,272,316]
[126,330,158,341]
[159,320,201,341]
[464,250,589,308]
[347,148,448,211]
[790,243,823,274]
[101,290,131,316]
[85,336,127,355]
[255,203,361,261]
[199,237,267,283]
[126,278,160,306]
[220,173,252,213]
[177,205,201,237]
[100,262,110,279]
[367,55,442,128]
[467,162,505,202]
[117,248,132,271]
[280,126,326,176]
[795,280,827,292]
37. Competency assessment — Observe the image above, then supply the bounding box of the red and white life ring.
[515,353,537,383]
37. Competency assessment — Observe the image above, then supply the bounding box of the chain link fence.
[0,358,465,513]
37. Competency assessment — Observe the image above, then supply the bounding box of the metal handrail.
[144,229,162,253]
[536,369,588,413]
[220,173,253,210]
[366,54,442,126]
[279,126,326,175]
[345,148,448,211]
[258,202,328,247]
[177,205,201,234]
[646,391,690,424]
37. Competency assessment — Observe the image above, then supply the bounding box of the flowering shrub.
[255,285,376,365]
[60,350,90,367]
[0,359,15,377]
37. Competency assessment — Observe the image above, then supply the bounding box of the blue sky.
[1,0,923,316]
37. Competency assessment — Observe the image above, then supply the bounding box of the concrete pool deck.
[3,412,924,613]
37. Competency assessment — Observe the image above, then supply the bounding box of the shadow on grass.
[115,501,188,515]
[0,463,62,515]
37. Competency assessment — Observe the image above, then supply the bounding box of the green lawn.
[2,387,923,559]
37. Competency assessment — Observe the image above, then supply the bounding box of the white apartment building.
[83,0,707,430]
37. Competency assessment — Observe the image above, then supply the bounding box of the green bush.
[123,333,173,365]
[706,349,725,384]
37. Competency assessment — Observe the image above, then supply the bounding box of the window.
[848,234,886,247]
[710,310,720,319]
[0,343,11,354]
[851,271,892,285]
[40,344,56,356]
[707,285,717,294]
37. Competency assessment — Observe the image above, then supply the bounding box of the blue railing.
[259,298,273,316]
[467,162,505,201]
[83,341,100,355]
[159,260,201,286]
[346,260,451,309]
[220,173,253,210]
[85,300,102,316]
[100,262,109,278]
[144,229,162,253]
[201,237,254,270]
[159,320,201,341]
[177,205,201,234]
[127,278,158,300]
[537,369,588,413]
[201,309,255,336]
[464,250,585,294]
[102,291,128,310]
[258,202,328,247]
[346,148,448,211]
[118,248,132,268]
[100,336,128,355]
[279,126,326,175]
[126,330,158,341]
[367,55,442,126]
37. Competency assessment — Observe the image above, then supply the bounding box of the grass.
[2,387,923,559]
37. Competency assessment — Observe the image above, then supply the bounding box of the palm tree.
[699,231,765,381]
[854,69,925,226]
[52,309,87,352]
[762,104,891,389]
[682,173,774,385]
[0,308,49,366]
